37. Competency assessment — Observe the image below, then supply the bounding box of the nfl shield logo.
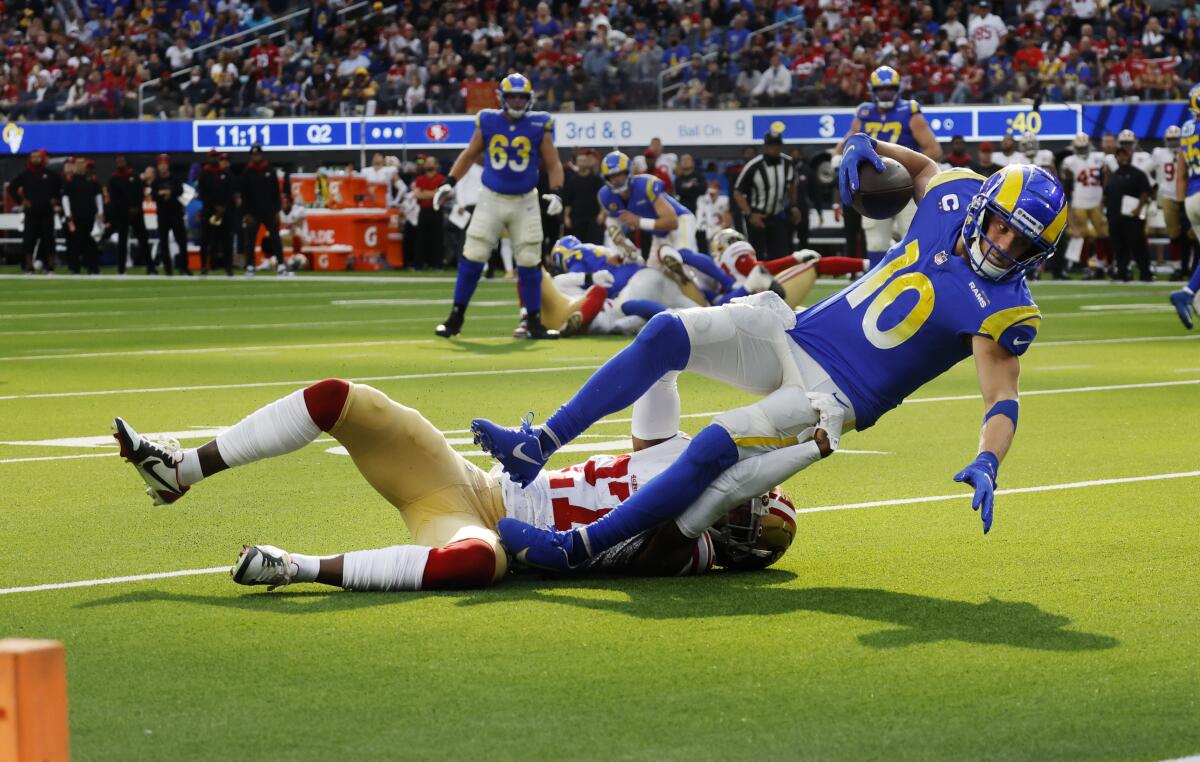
[934,251,948,265]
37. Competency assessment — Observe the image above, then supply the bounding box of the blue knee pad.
[638,312,692,370]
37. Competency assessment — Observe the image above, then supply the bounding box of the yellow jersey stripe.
[924,168,986,193]
[979,305,1042,339]
[993,167,1026,213]
[733,436,800,449]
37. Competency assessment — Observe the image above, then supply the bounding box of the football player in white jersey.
[1152,125,1187,275]
[992,132,1030,168]
[111,378,841,591]
[1106,129,1154,177]
[1060,132,1112,276]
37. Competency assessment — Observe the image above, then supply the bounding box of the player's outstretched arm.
[953,336,1021,534]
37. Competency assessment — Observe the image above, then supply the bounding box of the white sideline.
[3,468,1197,596]
[0,313,515,337]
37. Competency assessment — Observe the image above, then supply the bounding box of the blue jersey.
[598,174,690,238]
[788,168,1041,429]
[1181,118,1200,197]
[477,109,554,195]
[855,99,921,149]
[552,240,637,297]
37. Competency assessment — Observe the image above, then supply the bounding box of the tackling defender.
[1060,132,1111,277]
[1169,84,1200,329]
[112,379,842,590]
[433,73,565,340]
[473,132,1066,572]
[835,65,942,269]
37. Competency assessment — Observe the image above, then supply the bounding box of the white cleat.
[231,544,296,591]
[111,417,189,506]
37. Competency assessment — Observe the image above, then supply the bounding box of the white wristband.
[638,217,656,232]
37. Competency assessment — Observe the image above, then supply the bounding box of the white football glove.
[543,193,563,216]
[592,269,615,288]
[807,392,844,453]
[792,249,822,265]
[744,264,775,294]
[432,183,455,211]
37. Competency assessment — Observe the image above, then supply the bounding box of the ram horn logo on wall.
[3,123,24,154]
[425,124,449,142]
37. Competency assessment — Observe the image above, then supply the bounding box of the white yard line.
[0,313,515,337]
[3,467,1196,596]
[0,364,603,402]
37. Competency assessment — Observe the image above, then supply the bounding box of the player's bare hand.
[807,392,844,457]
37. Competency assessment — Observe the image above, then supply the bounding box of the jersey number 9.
[488,134,532,173]
[845,240,935,349]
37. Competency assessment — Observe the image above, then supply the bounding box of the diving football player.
[1170,84,1200,329]
[473,133,1066,571]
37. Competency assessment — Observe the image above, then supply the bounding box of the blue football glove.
[953,451,999,534]
[838,132,885,207]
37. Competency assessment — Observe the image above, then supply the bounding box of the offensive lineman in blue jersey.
[835,66,942,269]
[472,130,1068,573]
[550,235,639,299]
[1169,84,1200,329]
[432,73,565,340]
[598,151,738,298]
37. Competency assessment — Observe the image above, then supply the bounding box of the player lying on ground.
[112,379,843,591]
[471,133,1068,572]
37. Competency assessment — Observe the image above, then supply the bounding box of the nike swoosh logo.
[1012,338,1031,346]
[141,458,176,490]
[511,442,541,466]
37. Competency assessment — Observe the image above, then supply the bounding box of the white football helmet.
[710,489,797,571]
[1118,128,1137,150]
[709,227,747,259]
[1165,124,1182,150]
[1072,132,1091,156]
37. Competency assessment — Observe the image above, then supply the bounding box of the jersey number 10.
[844,240,934,349]
[488,134,532,173]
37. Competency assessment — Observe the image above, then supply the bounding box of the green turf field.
[1,270,1197,761]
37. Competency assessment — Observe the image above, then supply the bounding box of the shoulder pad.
[924,167,986,195]
[909,99,921,114]
[857,104,871,118]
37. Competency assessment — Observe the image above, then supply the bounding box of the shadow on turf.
[78,571,1117,652]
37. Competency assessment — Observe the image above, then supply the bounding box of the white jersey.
[280,204,307,227]
[1152,147,1179,200]
[992,150,1030,168]
[500,435,690,530]
[1061,152,1107,209]
[1104,151,1154,178]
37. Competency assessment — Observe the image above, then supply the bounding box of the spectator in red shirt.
[1013,37,1046,73]
[410,157,446,270]
[248,34,281,79]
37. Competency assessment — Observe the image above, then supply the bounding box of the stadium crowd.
[1,0,1197,121]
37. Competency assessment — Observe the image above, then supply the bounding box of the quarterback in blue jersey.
[471,132,1067,573]
[1169,84,1200,329]
[432,73,565,340]
[835,65,942,269]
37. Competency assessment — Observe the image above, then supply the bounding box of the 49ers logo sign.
[425,124,449,142]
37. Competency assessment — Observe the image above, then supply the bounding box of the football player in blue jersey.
[598,151,738,299]
[471,131,1067,572]
[431,73,565,339]
[1169,84,1200,329]
[835,65,942,269]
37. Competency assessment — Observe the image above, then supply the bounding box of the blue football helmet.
[869,66,901,111]
[550,235,583,271]
[601,151,632,193]
[960,164,1068,282]
[499,73,533,118]
[1189,83,1200,118]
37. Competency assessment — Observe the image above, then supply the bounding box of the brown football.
[852,156,914,219]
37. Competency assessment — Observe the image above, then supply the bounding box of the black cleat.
[436,306,465,338]
[524,312,560,340]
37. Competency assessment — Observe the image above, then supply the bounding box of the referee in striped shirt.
[733,131,800,259]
